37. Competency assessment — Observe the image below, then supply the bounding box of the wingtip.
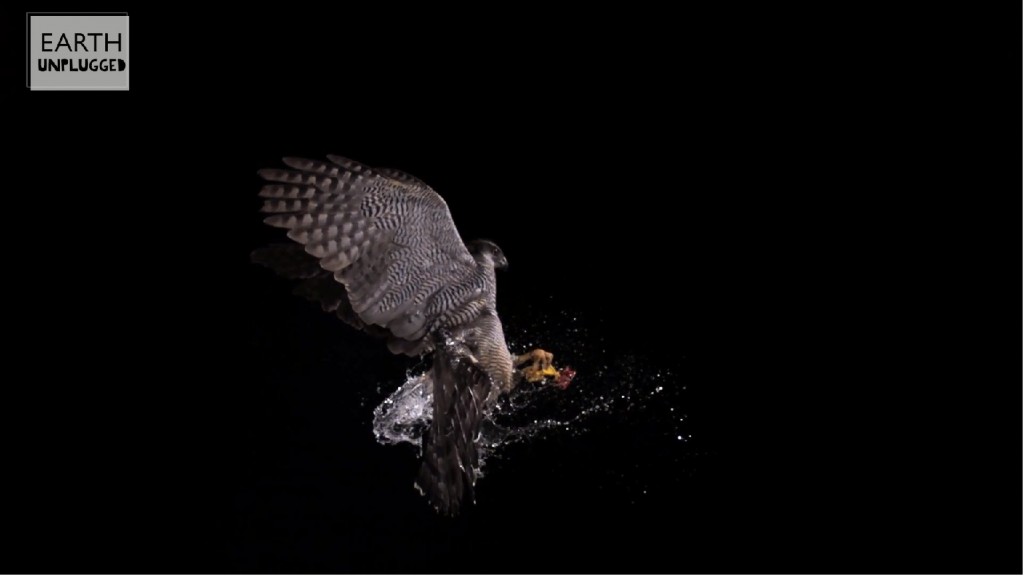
[281,156,314,171]
[327,154,368,172]
[262,214,290,228]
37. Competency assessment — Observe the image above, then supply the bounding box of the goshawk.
[253,155,571,515]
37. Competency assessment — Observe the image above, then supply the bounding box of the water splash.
[369,304,693,488]
[371,337,687,472]
[372,372,433,448]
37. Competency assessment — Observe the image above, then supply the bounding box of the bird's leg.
[515,349,559,383]
[514,348,550,368]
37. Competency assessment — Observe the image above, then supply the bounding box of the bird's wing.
[258,155,483,353]
[375,167,433,190]
[252,243,390,338]
[415,334,493,516]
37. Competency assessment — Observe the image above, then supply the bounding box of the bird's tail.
[414,337,491,516]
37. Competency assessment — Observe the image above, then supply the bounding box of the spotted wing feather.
[257,155,481,352]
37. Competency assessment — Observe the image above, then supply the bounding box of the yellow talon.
[518,349,562,383]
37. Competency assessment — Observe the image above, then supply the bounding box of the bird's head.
[467,239,508,271]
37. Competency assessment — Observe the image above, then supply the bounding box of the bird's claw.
[516,348,574,388]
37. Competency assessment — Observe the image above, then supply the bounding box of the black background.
[1,5,1020,574]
